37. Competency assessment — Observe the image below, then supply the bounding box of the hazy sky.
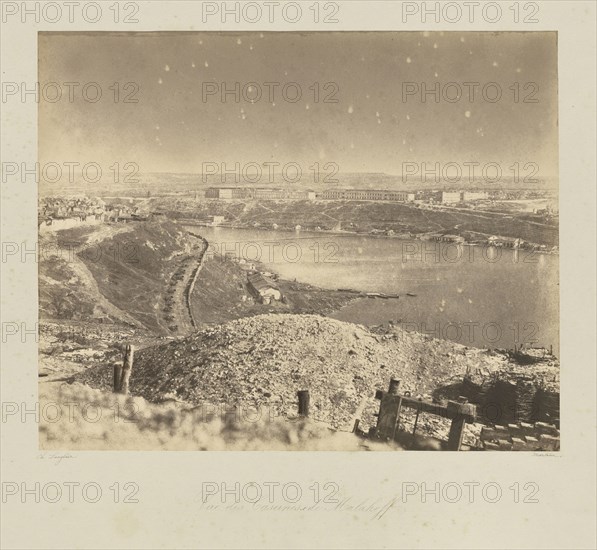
[39,31,558,178]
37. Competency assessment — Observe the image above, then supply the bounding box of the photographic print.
[36,31,560,451]
[3,2,597,549]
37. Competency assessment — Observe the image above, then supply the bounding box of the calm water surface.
[191,226,559,354]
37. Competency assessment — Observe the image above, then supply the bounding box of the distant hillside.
[39,171,558,197]
[156,198,559,246]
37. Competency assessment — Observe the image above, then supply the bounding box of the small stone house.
[247,273,282,304]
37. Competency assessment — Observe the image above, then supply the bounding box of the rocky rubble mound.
[77,314,559,431]
[40,382,388,451]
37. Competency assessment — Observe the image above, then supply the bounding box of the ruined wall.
[480,421,560,451]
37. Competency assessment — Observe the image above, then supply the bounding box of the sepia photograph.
[2,2,596,549]
[36,30,561,452]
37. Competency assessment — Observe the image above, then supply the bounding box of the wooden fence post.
[389,379,403,440]
[118,344,134,395]
[412,398,423,437]
[447,397,472,451]
[388,378,401,395]
[374,378,403,441]
[447,415,467,451]
[113,362,123,393]
[298,390,310,417]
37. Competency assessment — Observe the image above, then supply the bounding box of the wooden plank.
[399,396,476,422]
[374,385,476,448]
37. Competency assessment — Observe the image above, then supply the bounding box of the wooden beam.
[118,344,134,395]
[397,396,476,423]
[113,363,123,393]
[298,390,310,417]
[447,416,467,451]
[374,389,476,449]
[375,379,403,441]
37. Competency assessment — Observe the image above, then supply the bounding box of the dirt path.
[158,234,208,336]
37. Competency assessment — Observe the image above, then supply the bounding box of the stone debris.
[39,382,392,451]
[76,313,559,433]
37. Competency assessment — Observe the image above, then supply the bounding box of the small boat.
[406,292,417,297]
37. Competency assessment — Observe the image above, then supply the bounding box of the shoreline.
[178,220,558,255]
[184,227,407,302]
[182,230,362,326]
[180,226,558,355]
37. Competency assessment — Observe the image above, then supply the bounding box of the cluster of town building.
[38,196,155,227]
[320,189,415,201]
[439,191,489,204]
[205,187,418,202]
[205,187,555,216]
[39,196,106,222]
[204,187,494,204]
[205,187,316,200]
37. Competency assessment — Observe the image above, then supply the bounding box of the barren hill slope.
[39,220,202,332]
[77,313,559,431]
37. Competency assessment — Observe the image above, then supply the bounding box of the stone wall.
[480,421,560,451]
